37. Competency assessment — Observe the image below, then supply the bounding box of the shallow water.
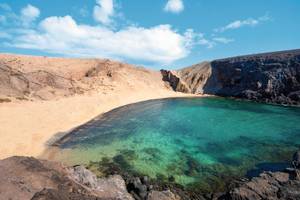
[46,97,300,192]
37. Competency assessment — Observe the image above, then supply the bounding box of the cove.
[46,97,300,193]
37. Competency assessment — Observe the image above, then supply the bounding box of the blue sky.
[0,0,299,69]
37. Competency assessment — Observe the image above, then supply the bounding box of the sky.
[0,0,299,69]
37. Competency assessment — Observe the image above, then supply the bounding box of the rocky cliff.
[162,49,300,105]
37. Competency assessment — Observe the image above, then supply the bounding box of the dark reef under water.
[45,97,300,195]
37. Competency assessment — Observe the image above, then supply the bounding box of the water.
[45,97,300,192]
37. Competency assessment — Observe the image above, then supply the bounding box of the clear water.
[45,97,300,192]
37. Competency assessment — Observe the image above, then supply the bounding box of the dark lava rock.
[204,50,300,105]
[127,177,148,200]
[163,49,300,105]
[225,149,300,200]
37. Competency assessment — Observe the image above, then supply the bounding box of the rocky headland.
[162,49,300,105]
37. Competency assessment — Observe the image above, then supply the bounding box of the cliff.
[162,49,300,105]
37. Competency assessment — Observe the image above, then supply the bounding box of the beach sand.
[0,53,196,159]
[0,89,194,159]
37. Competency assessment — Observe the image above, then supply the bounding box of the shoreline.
[47,94,210,148]
[0,90,200,159]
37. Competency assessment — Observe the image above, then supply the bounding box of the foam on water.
[45,97,300,192]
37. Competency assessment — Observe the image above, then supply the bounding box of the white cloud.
[9,15,195,64]
[188,32,216,49]
[164,0,184,14]
[213,37,234,44]
[93,0,114,25]
[3,0,234,64]
[21,4,40,26]
[198,38,215,49]
[215,14,271,32]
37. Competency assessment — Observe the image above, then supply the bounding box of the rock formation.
[227,168,300,200]
[1,151,300,200]
[0,156,134,200]
[160,69,191,93]
[162,49,300,105]
[0,156,179,200]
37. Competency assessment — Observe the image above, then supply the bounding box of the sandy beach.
[0,53,197,159]
[0,90,195,159]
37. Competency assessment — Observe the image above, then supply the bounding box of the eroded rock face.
[176,62,212,94]
[160,70,191,93]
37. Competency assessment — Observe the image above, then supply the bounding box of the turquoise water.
[47,97,300,192]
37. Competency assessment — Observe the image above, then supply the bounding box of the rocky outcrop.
[224,149,300,200]
[2,151,300,200]
[0,156,134,200]
[162,49,300,105]
[160,69,191,93]
[227,169,300,200]
[0,156,181,200]
[176,62,212,94]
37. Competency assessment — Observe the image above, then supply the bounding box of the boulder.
[127,177,148,200]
